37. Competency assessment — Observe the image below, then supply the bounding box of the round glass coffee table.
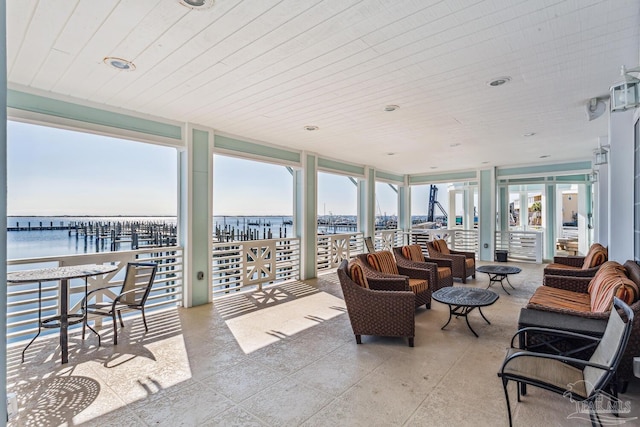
[432,287,499,337]
[476,265,522,295]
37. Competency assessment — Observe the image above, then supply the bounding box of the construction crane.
[427,185,448,223]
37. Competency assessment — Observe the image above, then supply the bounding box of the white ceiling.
[7,0,640,175]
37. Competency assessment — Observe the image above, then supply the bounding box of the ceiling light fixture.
[611,65,640,112]
[103,57,136,71]
[386,152,395,156]
[449,143,461,147]
[539,155,550,158]
[523,132,536,137]
[593,143,610,165]
[384,105,399,112]
[179,0,215,9]
[487,76,511,87]
[303,125,319,131]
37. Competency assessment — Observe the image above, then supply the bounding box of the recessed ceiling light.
[179,0,214,9]
[481,161,489,164]
[430,166,438,169]
[103,57,136,71]
[387,152,395,156]
[449,143,461,147]
[539,155,550,158]
[524,132,536,137]
[384,105,399,112]
[303,125,319,131]
[487,76,511,87]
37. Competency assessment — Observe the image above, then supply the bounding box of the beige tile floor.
[6,261,640,426]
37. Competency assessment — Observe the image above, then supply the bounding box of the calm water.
[6,214,402,260]
[7,216,298,259]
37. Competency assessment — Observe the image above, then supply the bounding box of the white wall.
[608,109,636,262]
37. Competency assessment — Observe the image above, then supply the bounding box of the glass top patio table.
[7,264,118,364]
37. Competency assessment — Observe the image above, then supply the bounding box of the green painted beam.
[215,135,300,164]
[8,89,182,140]
[318,157,365,176]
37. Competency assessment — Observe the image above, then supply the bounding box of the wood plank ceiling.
[7,0,640,174]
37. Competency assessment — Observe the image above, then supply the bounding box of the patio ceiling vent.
[179,0,215,9]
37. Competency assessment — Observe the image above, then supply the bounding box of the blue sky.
[8,121,413,217]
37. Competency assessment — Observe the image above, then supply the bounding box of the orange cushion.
[348,261,368,289]
[588,262,638,311]
[402,245,425,262]
[436,239,450,254]
[367,251,399,275]
[408,278,429,294]
[465,258,475,269]
[528,286,592,312]
[438,267,452,279]
[582,244,607,269]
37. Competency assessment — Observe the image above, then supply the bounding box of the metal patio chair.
[498,297,634,426]
[82,262,158,345]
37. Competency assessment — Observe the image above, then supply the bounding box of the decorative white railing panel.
[6,247,183,343]
[408,229,479,254]
[495,231,543,263]
[374,230,403,252]
[317,233,364,272]
[212,238,300,297]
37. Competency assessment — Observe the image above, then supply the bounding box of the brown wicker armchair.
[426,239,475,283]
[337,259,415,347]
[356,252,432,309]
[525,260,640,388]
[543,243,607,278]
[392,245,453,291]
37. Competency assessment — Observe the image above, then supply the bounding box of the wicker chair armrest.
[367,276,410,292]
[542,275,590,293]
[552,256,585,267]
[423,257,453,269]
[450,249,475,259]
[397,265,431,281]
[525,303,609,320]
[543,266,599,278]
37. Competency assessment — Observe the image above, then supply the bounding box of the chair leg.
[141,307,148,332]
[462,277,467,284]
[112,312,119,345]
[355,335,362,344]
[117,310,125,328]
[84,318,102,347]
[502,379,513,427]
[408,337,414,347]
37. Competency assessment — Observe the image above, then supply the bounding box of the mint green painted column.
[358,167,376,238]
[545,183,556,262]
[179,127,213,307]
[1,0,8,418]
[399,183,410,244]
[294,153,317,279]
[478,169,494,261]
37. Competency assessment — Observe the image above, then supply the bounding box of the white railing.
[317,232,364,272]
[408,228,479,254]
[212,238,300,297]
[6,247,183,343]
[373,229,404,251]
[496,230,543,263]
